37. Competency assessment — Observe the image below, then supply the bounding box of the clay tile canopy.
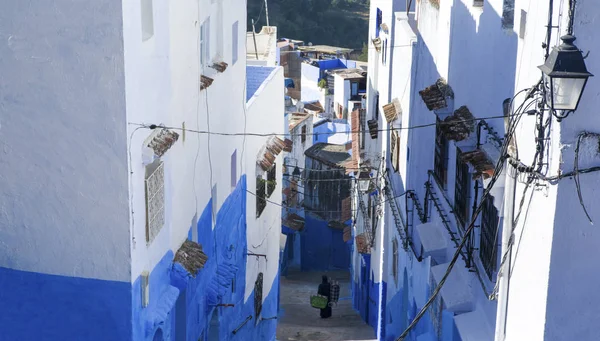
[303,101,324,113]
[146,128,180,157]
[283,138,293,152]
[383,98,402,122]
[289,112,311,131]
[173,240,209,276]
[418,78,454,111]
[460,148,495,179]
[441,105,476,141]
[200,75,214,90]
[212,61,228,73]
[257,136,286,171]
[356,233,371,254]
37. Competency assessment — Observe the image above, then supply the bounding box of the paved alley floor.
[277,270,376,341]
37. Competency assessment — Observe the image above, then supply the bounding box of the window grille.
[434,119,449,188]
[254,273,263,319]
[480,194,499,279]
[301,125,307,143]
[454,149,471,228]
[256,176,266,218]
[145,160,165,244]
[267,163,276,197]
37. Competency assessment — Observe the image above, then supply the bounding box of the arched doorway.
[152,328,164,341]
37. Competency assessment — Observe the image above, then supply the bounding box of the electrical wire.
[574,132,596,224]
[128,113,519,138]
[396,86,531,340]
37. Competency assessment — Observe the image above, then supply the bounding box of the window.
[375,8,382,37]
[454,149,471,228]
[374,93,380,120]
[433,119,449,188]
[141,0,154,41]
[480,194,499,279]
[473,0,484,7]
[267,163,276,197]
[360,109,366,149]
[391,131,399,172]
[231,150,237,188]
[256,176,266,218]
[502,0,515,30]
[254,273,264,319]
[301,125,307,143]
[200,18,210,68]
[232,21,239,65]
[145,159,165,244]
[382,39,388,65]
[392,238,399,286]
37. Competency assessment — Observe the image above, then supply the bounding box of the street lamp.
[538,35,593,114]
[357,171,372,192]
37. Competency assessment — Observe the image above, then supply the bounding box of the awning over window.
[212,61,228,73]
[383,98,402,123]
[173,240,208,276]
[460,148,495,180]
[146,128,179,158]
[439,106,475,142]
[356,233,371,254]
[201,75,214,90]
[418,78,454,111]
[283,213,305,231]
[257,136,286,171]
[372,37,382,52]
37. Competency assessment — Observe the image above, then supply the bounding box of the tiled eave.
[200,75,214,90]
[356,233,371,254]
[440,106,475,142]
[283,213,305,231]
[367,119,378,139]
[257,136,286,171]
[173,240,209,277]
[146,128,179,158]
[460,148,495,180]
[383,98,402,123]
[211,61,228,73]
[419,78,454,111]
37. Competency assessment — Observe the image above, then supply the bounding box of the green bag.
[310,295,328,309]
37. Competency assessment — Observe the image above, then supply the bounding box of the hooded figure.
[317,275,332,318]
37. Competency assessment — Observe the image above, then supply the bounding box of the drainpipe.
[494,145,517,341]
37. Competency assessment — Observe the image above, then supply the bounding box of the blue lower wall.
[0,267,132,341]
[1,175,279,341]
[300,215,350,271]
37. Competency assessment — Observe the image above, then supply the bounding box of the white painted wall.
[244,66,284,299]
[503,1,600,340]
[0,0,130,281]
[301,63,323,102]
[125,0,250,282]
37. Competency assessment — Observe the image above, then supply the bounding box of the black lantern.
[292,166,301,177]
[538,35,593,112]
[357,171,372,192]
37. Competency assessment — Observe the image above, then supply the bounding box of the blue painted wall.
[300,214,351,271]
[0,267,132,340]
[2,175,279,341]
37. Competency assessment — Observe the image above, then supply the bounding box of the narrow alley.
[277,271,376,341]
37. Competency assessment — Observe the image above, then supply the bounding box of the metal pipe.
[264,0,270,27]
[494,144,518,341]
[251,19,259,60]
[232,315,252,335]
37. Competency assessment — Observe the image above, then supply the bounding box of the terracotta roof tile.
[146,128,179,157]
[418,78,454,111]
[441,106,475,141]
[211,61,228,73]
[283,213,305,231]
[200,75,214,90]
[383,98,402,123]
[460,148,495,179]
[257,137,286,171]
[173,240,208,276]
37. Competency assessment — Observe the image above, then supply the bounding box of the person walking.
[317,275,332,318]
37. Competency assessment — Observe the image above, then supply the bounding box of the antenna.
[264,0,270,27]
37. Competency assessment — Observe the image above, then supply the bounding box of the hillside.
[247,0,369,56]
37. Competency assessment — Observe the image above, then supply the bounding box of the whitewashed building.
[0,1,284,340]
[352,0,600,340]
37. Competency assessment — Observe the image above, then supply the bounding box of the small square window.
[301,125,307,143]
[200,18,211,67]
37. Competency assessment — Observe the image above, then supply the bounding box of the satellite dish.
[308,42,313,46]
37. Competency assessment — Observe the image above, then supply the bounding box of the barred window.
[254,273,264,319]
[267,163,276,197]
[434,119,449,188]
[454,149,471,228]
[480,194,499,279]
[256,176,266,218]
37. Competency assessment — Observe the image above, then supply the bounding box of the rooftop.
[289,112,311,130]
[305,143,352,168]
[297,45,353,55]
[247,26,277,65]
[331,68,367,80]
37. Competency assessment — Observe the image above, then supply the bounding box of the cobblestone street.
[277,270,376,341]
